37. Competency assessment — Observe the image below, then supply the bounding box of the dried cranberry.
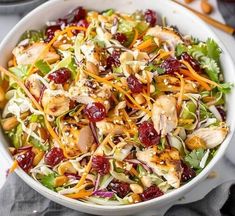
[127,75,144,94]
[141,185,164,201]
[45,25,61,42]
[84,102,107,122]
[160,57,181,74]
[108,181,131,198]
[144,9,157,27]
[16,150,35,173]
[138,121,160,147]
[181,161,196,182]
[106,50,121,70]
[72,6,87,22]
[181,52,201,72]
[44,147,65,167]
[92,155,110,175]
[113,33,127,45]
[48,67,71,84]
[70,19,89,35]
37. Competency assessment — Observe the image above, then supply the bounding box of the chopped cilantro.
[185,148,206,169]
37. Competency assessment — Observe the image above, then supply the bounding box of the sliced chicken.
[155,75,198,93]
[96,120,125,136]
[152,95,178,136]
[25,74,45,100]
[186,127,228,149]
[136,148,182,188]
[62,124,94,154]
[13,42,60,65]
[41,89,70,116]
[146,26,183,49]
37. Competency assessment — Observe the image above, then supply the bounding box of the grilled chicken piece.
[41,89,70,116]
[62,124,94,154]
[25,74,45,100]
[96,120,124,136]
[146,26,183,49]
[12,42,60,65]
[155,75,198,93]
[136,148,182,188]
[152,95,178,136]
[186,127,228,149]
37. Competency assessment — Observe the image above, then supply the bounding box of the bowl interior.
[0,0,235,215]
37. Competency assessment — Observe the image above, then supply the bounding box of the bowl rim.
[0,0,235,212]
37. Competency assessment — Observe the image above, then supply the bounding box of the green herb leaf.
[206,38,221,62]
[218,82,234,94]
[156,67,165,75]
[41,173,56,190]
[185,148,206,169]
[175,43,187,57]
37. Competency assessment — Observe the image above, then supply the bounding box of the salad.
[0,6,232,205]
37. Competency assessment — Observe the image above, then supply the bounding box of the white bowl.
[0,0,235,215]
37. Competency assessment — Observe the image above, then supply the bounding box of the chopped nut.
[0,86,5,102]
[134,94,145,105]
[184,0,194,3]
[150,84,155,93]
[1,112,29,131]
[200,0,213,14]
[54,176,69,187]
[130,184,144,194]
[131,193,141,203]
[141,175,152,187]
[207,171,217,179]
[86,61,99,75]
[58,161,77,175]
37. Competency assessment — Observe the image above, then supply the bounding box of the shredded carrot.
[65,190,93,199]
[126,99,139,109]
[83,70,151,115]
[129,28,139,48]
[13,57,17,67]
[100,133,113,146]
[122,109,137,131]
[180,69,211,91]
[156,50,173,61]
[130,167,139,177]
[74,105,85,116]
[75,157,93,188]
[9,160,18,173]
[110,93,118,104]
[28,26,87,75]
[136,38,152,51]
[181,60,220,88]
[176,73,185,110]
[146,72,150,97]
[138,29,148,39]
[141,93,152,110]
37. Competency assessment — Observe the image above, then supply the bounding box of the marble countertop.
[0,0,235,209]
